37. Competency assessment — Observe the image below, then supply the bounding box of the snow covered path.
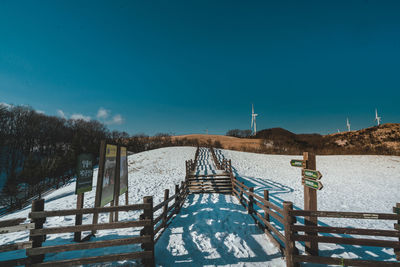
[155,148,285,266]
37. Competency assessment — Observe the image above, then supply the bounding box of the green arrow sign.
[393,207,400,214]
[290,160,304,167]
[302,169,322,180]
[303,178,323,190]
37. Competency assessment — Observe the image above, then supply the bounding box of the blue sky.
[1,1,399,135]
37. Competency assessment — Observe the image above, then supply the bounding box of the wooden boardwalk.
[187,148,232,194]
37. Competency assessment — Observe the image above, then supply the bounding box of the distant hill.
[172,123,400,155]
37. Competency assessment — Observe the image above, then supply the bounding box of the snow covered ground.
[0,146,399,266]
[222,149,400,263]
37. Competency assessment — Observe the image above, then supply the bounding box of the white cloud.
[97,107,109,119]
[71,114,91,122]
[108,114,123,125]
[36,110,45,114]
[57,109,66,119]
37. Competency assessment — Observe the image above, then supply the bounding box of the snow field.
[0,146,399,265]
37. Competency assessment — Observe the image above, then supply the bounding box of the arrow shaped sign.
[290,160,304,168]
[302,169,322,180]
[303,178,323,190]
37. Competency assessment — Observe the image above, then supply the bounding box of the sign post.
[92,140,106,235]
[111,145,121,222]
[303,152,318,256]
[74,153,94,242]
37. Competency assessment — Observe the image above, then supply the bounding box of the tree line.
[0,105,212,199]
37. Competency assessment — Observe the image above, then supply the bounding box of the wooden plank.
[188,186,233,190]
[0,257,28,266]
[188,174,230,177]
[254,210,285,243]
[253,200,284,224]
[153,194,177,212]
[188,181,232,185]
[30,220,151,236]
[293,255,400,266]
[294,234,400,248]
[292,225,400,237]
[27,236,151,256]
[290,210,400,220]
[248,191,283,214]
[31,250,153,266]
[0,218,26,228]
[30,203,151,219]
[233,179,251,190]
[0,222,34,234]
[0,241,32,252]
[187,178,231,182]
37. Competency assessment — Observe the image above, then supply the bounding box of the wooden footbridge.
[185,147,233,194]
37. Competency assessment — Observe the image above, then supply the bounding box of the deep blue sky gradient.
[1,1,399,135]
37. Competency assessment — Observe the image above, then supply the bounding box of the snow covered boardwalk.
[156,148,285,266]
[156,193,285,267]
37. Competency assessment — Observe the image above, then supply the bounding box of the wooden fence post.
[140,196,155,267]
[175,185,180,213]
[283,201,298,267]
[303,152,318,256]
[264,190,270,222]
[249,187,254,215]
[29,198,45,264]
[395,202,400,261]
[162,189,169,228]
[74,193,84,242]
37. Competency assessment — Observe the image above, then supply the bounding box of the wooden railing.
[26,198,154,266]
[153,182,188,243]
[288,207,400,266]
[209,147,222,169]
[232,177,285,251]
[226,154,400,266]
[0,217,34,266]
[0,181,189,267]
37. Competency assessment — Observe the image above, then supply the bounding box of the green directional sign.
[393,207,400,214]
[302,169,322,180]
[290,160,304,167]
[303,178,323,190]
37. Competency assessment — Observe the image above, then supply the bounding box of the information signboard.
[75,154,94,194]
[100,144,117,207]
[119,147,128,195]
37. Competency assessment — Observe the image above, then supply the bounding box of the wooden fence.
[224,153,400,266]
[0,217,34,266]
[0,182,189,266]
[0,174,74,216]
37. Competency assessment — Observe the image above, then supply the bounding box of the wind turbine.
[375,108,382,126]
[251,104,258,135]
[346,118,351,132]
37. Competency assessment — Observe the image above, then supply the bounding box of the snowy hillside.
[0,147,399,265]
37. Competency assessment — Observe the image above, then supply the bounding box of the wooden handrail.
[290,210,400,220]
[30,220,151,236]
[30,203,150,219]
[291,225,400,237]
